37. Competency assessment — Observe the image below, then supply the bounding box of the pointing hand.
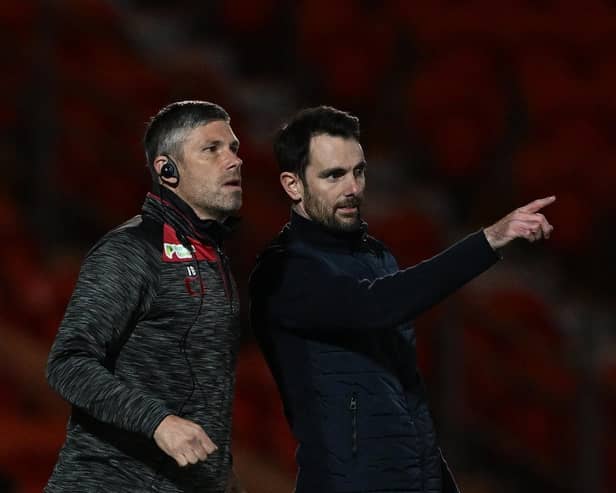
[483,196,556,250]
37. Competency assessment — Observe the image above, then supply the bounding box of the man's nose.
[225,150,242,170]
[345,175,360,196]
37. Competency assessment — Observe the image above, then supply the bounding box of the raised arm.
[253,196,555,334]
[253,230,497,333]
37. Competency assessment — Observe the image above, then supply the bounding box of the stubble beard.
[303,186,362,233]
[194,186,242,221]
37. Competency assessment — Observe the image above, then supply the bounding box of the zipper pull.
[349,395,357,411]
[215,245,233,303]
[350,393,358,457]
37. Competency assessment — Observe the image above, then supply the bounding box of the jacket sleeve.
[46,231,171,438]
[253,230,500,333]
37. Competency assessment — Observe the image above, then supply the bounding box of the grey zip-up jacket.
[45,191,240,493]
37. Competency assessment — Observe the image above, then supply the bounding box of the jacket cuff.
[476,229,503,262]
[142,404,174,439]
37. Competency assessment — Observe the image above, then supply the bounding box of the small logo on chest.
[184,267,205,297]
[164,242,193,260]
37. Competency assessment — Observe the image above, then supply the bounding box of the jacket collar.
[287,209,368,252]
[142,189,238,247]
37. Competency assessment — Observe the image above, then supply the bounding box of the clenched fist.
[153,415,218,467]
[483,196,555,250]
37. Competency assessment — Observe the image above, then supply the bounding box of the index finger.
[518,195,556,213]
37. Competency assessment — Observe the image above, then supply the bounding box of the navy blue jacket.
[249,212,500,493]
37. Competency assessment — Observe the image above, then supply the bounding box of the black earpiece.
[159,154,179,185]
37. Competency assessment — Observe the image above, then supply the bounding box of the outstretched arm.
[253,196,555,334]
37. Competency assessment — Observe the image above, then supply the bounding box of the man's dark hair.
[274,105,360,181]
[144,100,230,181]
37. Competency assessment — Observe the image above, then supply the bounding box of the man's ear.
[152,155,171,178]
[280,172,304,202]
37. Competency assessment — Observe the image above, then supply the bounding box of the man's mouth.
[336,203,360,214]
[223,178,242,189]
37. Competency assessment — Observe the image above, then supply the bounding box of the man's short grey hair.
[144,100,230,181]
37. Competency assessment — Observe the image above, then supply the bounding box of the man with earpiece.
[45,101,247,493]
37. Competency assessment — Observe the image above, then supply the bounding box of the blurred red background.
[1,1,614,492]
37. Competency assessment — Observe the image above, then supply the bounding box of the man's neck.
[162,185,225,223]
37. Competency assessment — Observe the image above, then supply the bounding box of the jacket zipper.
[409,415,426,492]
[349,393,358,458]
[215,246,233,303]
